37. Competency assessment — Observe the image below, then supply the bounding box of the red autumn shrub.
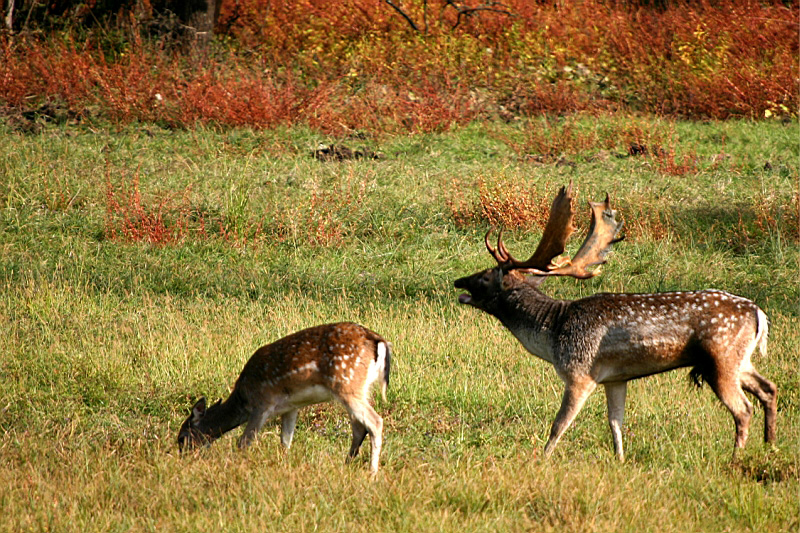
[1,1,796,131]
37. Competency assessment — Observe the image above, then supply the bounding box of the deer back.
[235,322,390,402]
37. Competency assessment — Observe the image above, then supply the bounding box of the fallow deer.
[454,182,776,461]
[178,322,391,473]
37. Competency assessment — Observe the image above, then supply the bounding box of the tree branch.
[382,0,421,32]
[442,1,515,30]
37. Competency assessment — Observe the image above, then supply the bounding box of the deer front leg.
[544,377,597,457]
[604,381,627,461]
[280,409,299,449]
[238,407,273,449]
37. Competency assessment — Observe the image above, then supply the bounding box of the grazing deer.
[178,322,391,473]
[454,182,776,461]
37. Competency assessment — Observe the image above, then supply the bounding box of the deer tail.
[755,308,769,358]
[376,340,391,402]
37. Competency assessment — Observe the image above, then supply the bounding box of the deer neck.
[495,285,568,365]
[198,390,250,440]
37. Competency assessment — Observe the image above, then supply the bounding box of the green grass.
[0,116,798,531]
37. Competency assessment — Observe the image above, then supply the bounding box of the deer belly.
[287,385,334,408]
[594,326,691,382]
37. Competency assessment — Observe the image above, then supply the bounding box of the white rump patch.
[368,342,387,385]
[755,308,769,357]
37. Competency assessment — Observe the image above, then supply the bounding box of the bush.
[1,0,796,132]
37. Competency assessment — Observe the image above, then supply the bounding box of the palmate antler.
[486,181,624,279]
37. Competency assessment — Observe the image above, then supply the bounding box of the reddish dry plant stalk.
[614,196,674,242]
[478,181,552,230]
[274,181,368,247]
[448,178,679,242]
[650,149,701,177]
[104,168,191,245]
[747,191,800,245]
[447,178,554,230]
[104,165,276,247]
[492,117,675,161]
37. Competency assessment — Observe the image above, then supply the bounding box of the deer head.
[455,181,624,315]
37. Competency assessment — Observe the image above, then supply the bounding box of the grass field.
[1,116,798,531]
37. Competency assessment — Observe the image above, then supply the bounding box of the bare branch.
[4,0,14,32]
[382,0,421,32]
[442,1,515,30]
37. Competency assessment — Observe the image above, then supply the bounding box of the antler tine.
[485,228,508,265]
[529,192,624,279]
[495,229,508,262]
[496,229,513,262]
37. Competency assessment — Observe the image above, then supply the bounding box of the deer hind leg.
[709,371,754,454]
[340,397,383,473]
[604,381,628,462]
[348,419,368,460]
[740,369,777,444]
[544,377,597,457]
[280,409,299,449]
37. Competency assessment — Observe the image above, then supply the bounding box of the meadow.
[0,114,797,531]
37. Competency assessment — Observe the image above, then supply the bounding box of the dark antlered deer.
[454,182,776,460]
[178,322,391,473]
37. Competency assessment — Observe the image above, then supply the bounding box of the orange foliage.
[447,178,554,230]
[1,1,796,131]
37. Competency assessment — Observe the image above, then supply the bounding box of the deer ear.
[501,270,522,290]
[191,397,207,422]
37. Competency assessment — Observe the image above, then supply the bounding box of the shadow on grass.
[672,201,797,255]
[733,449,799,485]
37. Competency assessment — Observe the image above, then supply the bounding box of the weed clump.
[104,170,191,245]
[447,178,553,230]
